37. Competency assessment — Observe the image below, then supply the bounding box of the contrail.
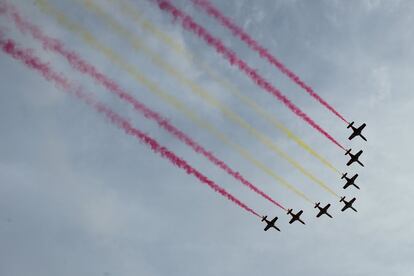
[0,33,261,218]
[155,0,346,151]
[83,0,339,198]
[192,0,349,124]
[34,0,313,203]
[109,0,340,174]
[1,1,286,211]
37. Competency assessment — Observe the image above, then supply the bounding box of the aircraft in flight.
[261,216,281,232]
[287,209,305,225]
[347,121,367,141]
[345,149,364,167]
[340,196,358,212]
[314,202,333,218]
[341,173,360,190]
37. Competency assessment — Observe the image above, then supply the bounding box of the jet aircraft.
[314,202,333,218]
[340,196,358,212]
[347,121,367,141]
[341,173,360,190]
[261,216,281,232]
[345,149,364,167]
[287,209,305,225]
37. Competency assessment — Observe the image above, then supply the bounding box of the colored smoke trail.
[155,0,346,151]
[1,1,286,210]
[192,0,349,124]
[0,34,261,218]
[83,0,339,198]
[111,0,340,174]
[34,0,313,203]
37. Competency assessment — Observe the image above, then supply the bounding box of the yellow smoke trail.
[83,0,340,198]
[109,0,340,175]
[35,0,313,203]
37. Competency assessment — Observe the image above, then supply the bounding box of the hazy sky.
[1,0,414,275]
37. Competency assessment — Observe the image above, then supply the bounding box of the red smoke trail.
[0,2,286,211]
[0,33,261,217]
[192,0,349,124]
[155,0,346,151]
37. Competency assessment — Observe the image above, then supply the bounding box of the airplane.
[314,202,333,218]
[287,209,305,225]
[345,149,364,167]
[340,196,358,212]
[341,173,360,190]
[347,121,367,141]
[261,216,281,232]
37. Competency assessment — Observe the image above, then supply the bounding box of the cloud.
[1,0,414,275]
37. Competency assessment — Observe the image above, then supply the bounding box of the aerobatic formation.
[0,0,368,233]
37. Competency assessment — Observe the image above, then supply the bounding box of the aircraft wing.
[348,132,358,140]
[297,210,303,216]
[264,224,272,231]
[270,217,278,224]
[289,217,295,224]
[316,210,323,218]
[349,198,356,204]
[341,205,348,212]
[346,159,353,166]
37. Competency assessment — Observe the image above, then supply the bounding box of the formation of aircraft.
[340,196,357,212]
[287,209,305,225]
[261,216,281,232]
[341,123,363,214]
[314,202,332,218]
[341,173,360,190]
[345,149,364,167]
[347,122,367,141]
[259,122,366,233]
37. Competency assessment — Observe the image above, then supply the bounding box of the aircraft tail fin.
[347,121,354,129]
[341,173,347,179]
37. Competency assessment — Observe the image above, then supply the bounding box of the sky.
[1,0,414,275]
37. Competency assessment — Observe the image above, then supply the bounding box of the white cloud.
[1,0,414,275]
